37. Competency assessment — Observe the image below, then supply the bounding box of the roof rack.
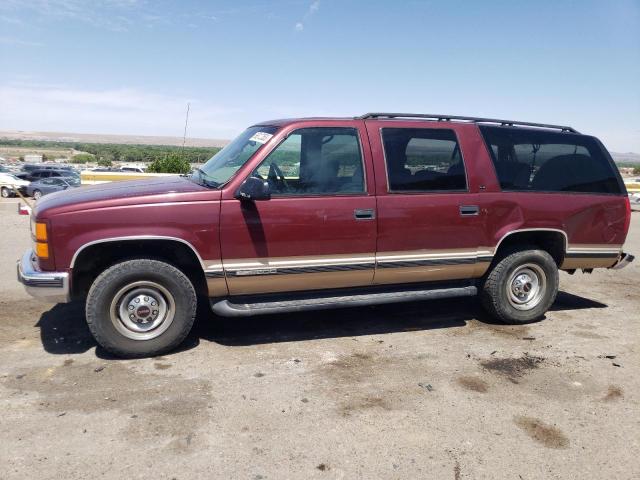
[358,113,578,133]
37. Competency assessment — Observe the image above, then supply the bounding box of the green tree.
[633,166,640,175]
[71,153,95,164]
[97,157,113,167]
[147,153,191,174]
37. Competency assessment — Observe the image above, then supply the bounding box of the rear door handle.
[459,205,479,216]
[354,208,375,220]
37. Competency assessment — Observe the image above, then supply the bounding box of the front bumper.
[17,249,70,303]
[611,252,635,270]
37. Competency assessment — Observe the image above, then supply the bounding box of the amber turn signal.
[35,222,48,242]
[35,241,49,259]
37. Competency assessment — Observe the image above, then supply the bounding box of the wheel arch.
[70,236,208,299]
[493,228,568,266]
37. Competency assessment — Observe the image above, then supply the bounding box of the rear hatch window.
[479,126,623,194]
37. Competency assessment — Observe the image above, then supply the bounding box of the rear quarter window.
[479,126,622,194]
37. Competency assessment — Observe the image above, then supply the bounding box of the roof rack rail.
[358,113,578,133]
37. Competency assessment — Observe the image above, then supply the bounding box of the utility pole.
[181,102,190,156]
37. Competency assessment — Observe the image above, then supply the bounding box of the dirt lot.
[0,198,638,479]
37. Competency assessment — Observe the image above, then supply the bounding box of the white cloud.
[0,83,244,138]
[0,0,154,32]
[1,1,226,32]
[0,15,23,25]
[294,0,320,32]
[0,36,43,47]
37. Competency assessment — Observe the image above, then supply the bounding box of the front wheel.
[1,187,12,198]
[481,247,559,324]
[32,190,42,200]
[86,259,197,358]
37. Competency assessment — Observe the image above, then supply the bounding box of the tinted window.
[381,128,466,191]
[253,127,364,195]
[480,126,622,194]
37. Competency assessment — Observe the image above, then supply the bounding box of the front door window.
[252,127,365,195]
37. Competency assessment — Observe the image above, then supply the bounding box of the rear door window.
[381,128,466,192]
[479,126,622,194]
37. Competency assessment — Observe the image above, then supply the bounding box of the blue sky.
[0,0,638,151]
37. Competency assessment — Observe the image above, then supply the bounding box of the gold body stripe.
[203,244,622,296]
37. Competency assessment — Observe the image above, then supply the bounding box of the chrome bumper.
[16,249,70,303]
[611,252,635,270]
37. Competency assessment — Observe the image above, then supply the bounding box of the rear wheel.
[33,190,42,200]
[1,187,12,198]
[481,247,559,324]
[86,259,197,358]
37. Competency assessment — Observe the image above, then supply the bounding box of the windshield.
[193,126,279,187]
[62,176,81,185]
[3,174,23,182]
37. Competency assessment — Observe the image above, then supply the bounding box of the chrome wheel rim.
[1,188,8,198]
[33,191,41,199]
[109,281,175,340]
[506,263,546,311]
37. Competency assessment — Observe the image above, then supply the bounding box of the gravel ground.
[0,197,638,480]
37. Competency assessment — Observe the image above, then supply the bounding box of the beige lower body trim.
[227,269,374,295]
[216,250,490,295]
[204,243,625,296]
[206,276,229,297]
[560,245,622,270]
[373,262,490,285]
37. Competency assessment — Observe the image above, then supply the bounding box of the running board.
[210,285,477,317]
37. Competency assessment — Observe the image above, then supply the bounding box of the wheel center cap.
[136,305,151,318]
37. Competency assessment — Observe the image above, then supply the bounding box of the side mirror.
[235,176,271,201]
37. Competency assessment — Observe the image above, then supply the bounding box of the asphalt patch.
[481,354,543,379]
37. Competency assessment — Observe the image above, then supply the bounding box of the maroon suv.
[18,113,634,357]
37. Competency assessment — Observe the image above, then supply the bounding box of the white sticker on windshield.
[249,132,273,144]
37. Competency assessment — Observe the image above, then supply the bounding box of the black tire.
[1,187,12,198]
[33,190,42,200]
[481,246,559,324]
[86,259,197,358]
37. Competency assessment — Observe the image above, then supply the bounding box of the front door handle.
[354,208,375,220]
[459,205,479,216]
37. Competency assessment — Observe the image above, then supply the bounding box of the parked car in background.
[22,169,80,182]
[0,172,30,198]
[119,166,145,173]
[17,164,77,180]
[26,176,80,199]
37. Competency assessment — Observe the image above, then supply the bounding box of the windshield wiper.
[191,168,220,188]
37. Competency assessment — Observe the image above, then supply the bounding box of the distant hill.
[611,152,640,165]
[1,129,637,165]
[0,130,230,148]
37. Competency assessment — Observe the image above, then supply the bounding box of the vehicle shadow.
[35,290,607,356]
